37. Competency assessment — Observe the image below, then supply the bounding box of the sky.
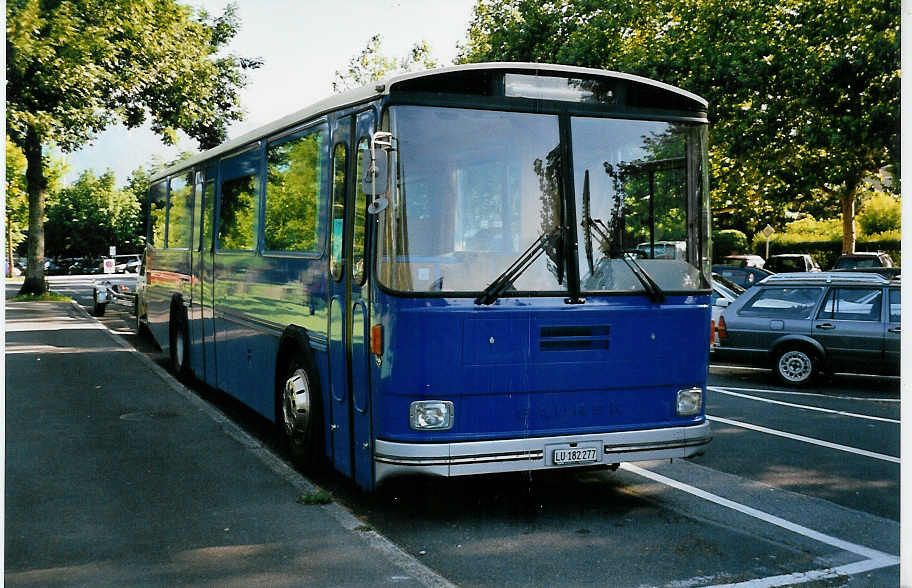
[63,0,476,186]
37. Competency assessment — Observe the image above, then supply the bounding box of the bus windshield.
[572,117,705,293]
[378,105,707,295]
[378,106,566,294]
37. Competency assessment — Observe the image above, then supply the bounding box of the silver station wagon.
[714,272,900,385]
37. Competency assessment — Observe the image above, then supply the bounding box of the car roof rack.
[760,272,891,285]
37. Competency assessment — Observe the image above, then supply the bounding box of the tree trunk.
[840,182,859,255]
[18,126,48,296]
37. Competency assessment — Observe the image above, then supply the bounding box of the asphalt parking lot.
[6,275,902,587]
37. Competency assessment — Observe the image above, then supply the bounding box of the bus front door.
[327,111,374,489]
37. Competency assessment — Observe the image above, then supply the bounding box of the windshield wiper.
[620,252,666,304]
[580,170,612,274]
[475,227,562,305]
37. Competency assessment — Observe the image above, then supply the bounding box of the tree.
[6,138,29,276]
[332,34,439,93]
[7,0,261,294]
[458,0,899,251]
[44,170,143,259]
[6,136,66,275]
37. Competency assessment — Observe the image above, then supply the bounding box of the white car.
[711,273,744,348]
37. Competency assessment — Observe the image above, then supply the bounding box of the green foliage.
[332,34,439,93]
[6,0,261,151]
[857,192,901,235]
[45,170,142,258]
[7,0,260,294]
[296,491,332,505]
[6,137,29,259]
[711,229,748,261]
[459,0,899,248]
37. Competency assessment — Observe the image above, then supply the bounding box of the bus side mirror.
[362,131,394,214]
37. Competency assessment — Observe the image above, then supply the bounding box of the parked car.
[831,252,899,278]
[67,257,103,275]
[714,272,900,385]
[711,264,774,288]
[114,254,141,273]
[723,254,766,268]
[636,240,685,259]
[765,253,821,273]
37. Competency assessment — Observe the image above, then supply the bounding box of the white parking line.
[704,556,899,587]
[707,415,900,463]
[621,464,899,586]
[708,387,900,424]
[707,383,900,403]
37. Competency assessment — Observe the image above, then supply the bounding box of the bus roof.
[150,62,708,183]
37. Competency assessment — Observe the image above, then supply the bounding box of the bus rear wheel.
[169,307,190,379]
[278,353,323,469]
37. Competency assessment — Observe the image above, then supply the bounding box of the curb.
[68,300,456,588]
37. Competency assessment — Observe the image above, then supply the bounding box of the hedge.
[750,236,901,269]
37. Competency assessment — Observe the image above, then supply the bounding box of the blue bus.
[137,63,712,491]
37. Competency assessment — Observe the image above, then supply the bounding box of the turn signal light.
[717,316,727,340]
[371,324,383,356]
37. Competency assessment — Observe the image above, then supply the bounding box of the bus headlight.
[409,401,454,430]
[676,387,703,416]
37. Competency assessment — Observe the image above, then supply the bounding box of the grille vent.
[539,325,610,351]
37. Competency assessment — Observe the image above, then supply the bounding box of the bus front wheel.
[278,353,323,469]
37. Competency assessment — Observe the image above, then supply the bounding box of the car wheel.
[278,352,324,469]
[774,347,818,386]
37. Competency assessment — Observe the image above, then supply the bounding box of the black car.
[711,264,774,288]
[831,252,900,278]
[765,253,821,273]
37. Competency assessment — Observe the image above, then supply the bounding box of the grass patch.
[11,291,72,303]
[296,490,333,505]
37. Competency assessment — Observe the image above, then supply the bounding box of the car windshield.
[377,106,708,295]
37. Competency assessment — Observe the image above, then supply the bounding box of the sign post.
[761,224,775,259]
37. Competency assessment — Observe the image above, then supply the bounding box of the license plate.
[551,445,600,466]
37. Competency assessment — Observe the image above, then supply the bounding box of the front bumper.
[374,421,711,484]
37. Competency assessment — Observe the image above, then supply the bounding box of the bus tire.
[169,305,191,380]
[278,351,324,470]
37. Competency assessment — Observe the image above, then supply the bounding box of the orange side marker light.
[371,324,383,356]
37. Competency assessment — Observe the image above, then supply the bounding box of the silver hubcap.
[174,331,185,367]
[779,350,812,382]
[283,369,311,439]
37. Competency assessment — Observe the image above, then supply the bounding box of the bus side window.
[149,180,168,248]
[265,127,326,253]
[218,150,261,251]
[168,172,194,249]
[201,179,215,252]
[330,143,347,281]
